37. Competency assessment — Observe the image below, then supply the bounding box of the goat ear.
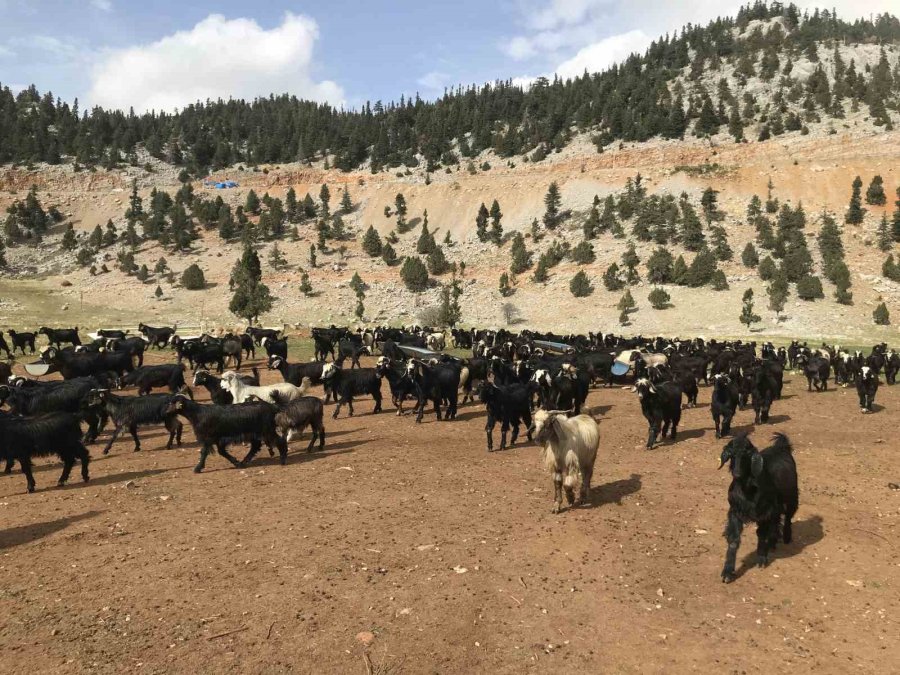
[750,453,764,478]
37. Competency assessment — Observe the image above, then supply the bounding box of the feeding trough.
[398,345,443,360]
[24,361,56,377]
[533,339,574,354]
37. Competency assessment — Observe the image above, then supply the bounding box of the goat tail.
[458,366,470,389]
[771,432,792,453]
[269,390,288,407]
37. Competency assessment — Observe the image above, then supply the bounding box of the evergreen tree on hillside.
[846,176,865,224]
[475,203,489,242]
[543,182,561,230]
[489,199,503,245]
[510,232,532,274]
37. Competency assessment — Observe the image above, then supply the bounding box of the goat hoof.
[193,466,203,474]
[721,572,735,584]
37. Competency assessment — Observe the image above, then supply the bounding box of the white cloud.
[90,0,112,11]
[417,71,451,91]
[555,29,651,79]
[0,44,14,58]
[87,13,343,113]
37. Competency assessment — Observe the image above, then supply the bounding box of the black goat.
[856,366,879,413]
[268,390,325,452]
[0,376,107,443]
[798,354,830,392]
[711,373,740,438]
[87,389,183,454]
[633,378,682,449]
[719,433,798,583]
[338,340,371,369]
[405,359,461,423]
[138,323,176,349]
[41,345,135,379]
[97,328,129,340]
[262,336,288,361]
[321,362,382,419]
[180,340,225,372]
[7,329,36,355]
[39,326,81,347]
[121,363,187,395]
[268,356,324,386]
[479,382,533,452]
[648,364,698,408]
[164,395,286,472]
[246,326,281,345]
[0,411,90,493]
[106,336,146,367]
[751,361,780,424]
[375,357,418,414]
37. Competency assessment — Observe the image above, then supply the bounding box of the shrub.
[648,287,671,309]
[796,275,824,300]
[569,270,593,297]
[362,225,382,257]
[181,264,206,290]
[603,263,624,291]
[400,256,429,292]
[710,269,729,290]
[873,302,890,325]
[741,242,759,268]
[570,241,595,264]
[758,255,777,281]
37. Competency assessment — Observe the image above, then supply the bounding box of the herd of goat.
[1,322,891,581]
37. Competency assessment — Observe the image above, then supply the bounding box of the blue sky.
[0,0,894,112]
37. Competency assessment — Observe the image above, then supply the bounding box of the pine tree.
[728,105,744,141]
[758,255,777,281]
[672,255,688,285]
[532,257,549,283]
[877,214,893,251]
[229,246,273,324]
[155,257,168,274]
[647,247,674,283]
[866,175,887,206]
[873,302,890,325]
[685,248,718,287]
[126,179,143,227]
[489,199,503,245]
[299,271,313,296]
[571,241,595,265]
[622,243,640,284]
[181,264,206,290]
[400,256,429,292]
[499,272,512,297]
[765,178,779,214]
[154,285,163,299]
[426,245,449,275]
[617,289,636,312]
[61,224,77,251]
[89,224,103,249]
[740,288,761,329]
[695,94,720,136]
[268,243,287,269]
[797,275,824,300]
[355,296,365,320]
[543,182,561,229]
[603,263,624,291]
[710,225,733,261]
[648,287,671,309]
[382,242,398,266]
[245,189,260,215]
[309,243,317,268]
[362,225,383,257]
[319,184,331,219]
[475,203,489,242]
[767,274,789,319]
[417,221,436,254]
[583,203,600,239]
[741,242,759,268]
[510,232,531,274]
[340,186,353,214]
[892,187,900,242]
[136,264,149,282]
[846,176,865,224]
[711,270,729,291]
[680,201,705,251]
[285,187,300,223]
[570,270,593,297]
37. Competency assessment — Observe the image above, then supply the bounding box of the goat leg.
[755,520,773,568]
[130,423,141,452]
[21,456,36,493]
[551,471,563,514]
[102,425,124,455]
[721,512,743,583]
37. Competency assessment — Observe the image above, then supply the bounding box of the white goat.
[219,370,308,404]
[532,409,599,514]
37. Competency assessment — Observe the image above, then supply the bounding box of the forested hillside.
[2,2,900,174]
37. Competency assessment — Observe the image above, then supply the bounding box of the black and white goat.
[856,366,879,413]
[633,378,682,449]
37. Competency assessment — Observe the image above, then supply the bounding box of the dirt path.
[1,353,898,674]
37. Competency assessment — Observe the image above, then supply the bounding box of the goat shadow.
[0,510,103,551]
[582,473,642,509]
[733,514,825,581]
[588,404,614,417]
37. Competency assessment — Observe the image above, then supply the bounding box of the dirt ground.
[1,349,898,675]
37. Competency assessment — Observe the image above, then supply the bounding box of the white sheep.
[219,370,309,404]
[532,409,599,514]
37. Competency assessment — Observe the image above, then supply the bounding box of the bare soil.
[1,350,898,674]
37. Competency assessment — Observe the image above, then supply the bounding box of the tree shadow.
[0,510,103,551]
[584,473,642,509]
[733,514,825,580]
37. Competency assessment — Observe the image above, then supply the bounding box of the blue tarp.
[214,180,239,189]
